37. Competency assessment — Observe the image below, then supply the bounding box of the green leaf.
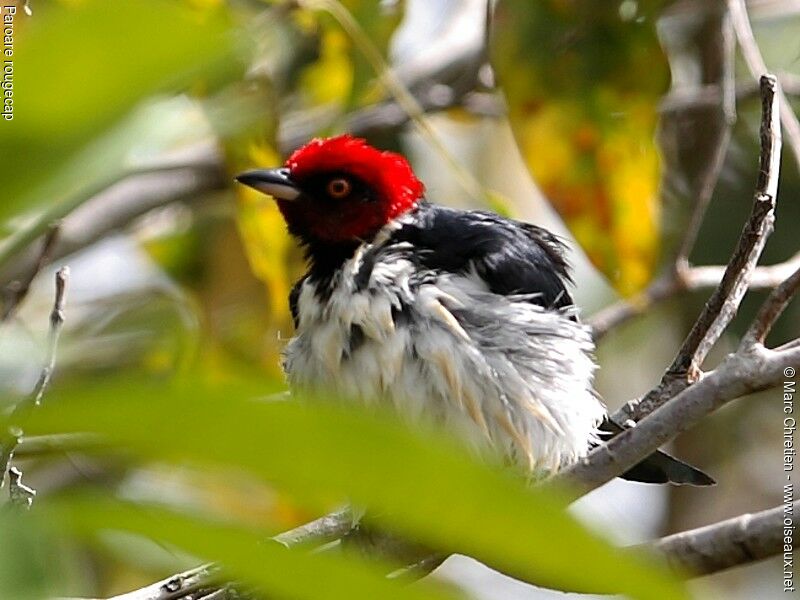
[39,494,459,600]
[0,0,243,223]
[21,380,687,599]
[0,510,67,600]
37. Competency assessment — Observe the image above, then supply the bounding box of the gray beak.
[235,167,301,201]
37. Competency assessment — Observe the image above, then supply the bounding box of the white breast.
[283,245,604,475]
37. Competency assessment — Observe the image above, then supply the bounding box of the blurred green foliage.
[0,0,244,224]
[9,378,686,599]
[3,0,770,598]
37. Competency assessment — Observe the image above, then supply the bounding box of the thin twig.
[7,466,36,509]
[591,251,800,340]
[673,73,780,375]
[0,267,70,486]
[32,266,69,407]
[613,74,781,425]
[728,0,800,173]
[675,5,736,264]
[273,506,354,547]
[659,74,800,115]
[743,265,800,346]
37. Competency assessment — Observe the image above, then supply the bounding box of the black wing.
[394,203,574,311]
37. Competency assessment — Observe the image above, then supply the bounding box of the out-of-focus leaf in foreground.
[492,1,668,295]
[20,380,687,599]
[0,510,66,600]
[0,0,243,223]
[40,495,458,600]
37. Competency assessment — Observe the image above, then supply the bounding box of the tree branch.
[0,267,70,488]
[728,0,800,172]
[1,224,60,322]
[648,501,796,576]
[89,511,355,600]
[589,252,800,340]
[0,143,225,287]
[611,73,782,426]
[556,343,800,498]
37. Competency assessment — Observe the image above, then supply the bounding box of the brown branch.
[744,265,800,346]
[728,0,800,173]
[563,243,800,494]
[394,498,796,588]
[659,74,800,115]
[0,144,225,287]
[612,74,782,426]
[649,501,795,577]
[75,510,356,600]
[1,224,60,322]
[556,344,800,498]
[590,252,800,340]
[76,488,800,600]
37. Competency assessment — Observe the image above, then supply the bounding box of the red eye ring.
[327,178,351,199]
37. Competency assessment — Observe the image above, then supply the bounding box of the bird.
[235,134,713,485]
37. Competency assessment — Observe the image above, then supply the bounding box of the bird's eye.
[327,178,352,199]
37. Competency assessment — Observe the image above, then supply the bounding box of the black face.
[281,170,394,244]
[294,171,376,205]
[235,166,398,245]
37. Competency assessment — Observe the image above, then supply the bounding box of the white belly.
[283,250,604,474]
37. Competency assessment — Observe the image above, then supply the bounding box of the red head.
[235,135,424,243]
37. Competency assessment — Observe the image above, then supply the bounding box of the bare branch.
[685,252,800,290]
[103,564,223,600]
[672,73,779,376]
[0,267,70,486]
[83,511,356,600]
[557,344,800,498]
[659,74,800,115]
[590,252,800,341]
[273,506,354,547]
[1,224,60,322]
[744,265,800,346]
[648,501,795,577]
[7,466,36,509]
[613,74,782,425]
[0,144,225,286]
[393,500,796,588]
[729,0,800,172]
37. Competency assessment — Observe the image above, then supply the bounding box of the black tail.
[598,416,715,486]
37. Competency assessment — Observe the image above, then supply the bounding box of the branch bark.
[556,343,800,498]
[1,267,70,488]
[649,501,796,576]
[589,253,800,341]
[0,143,226,287]
[611,73,782,427]
[728,0,800,172]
